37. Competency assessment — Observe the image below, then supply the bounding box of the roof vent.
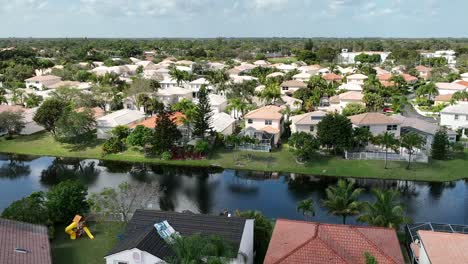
[14,248,29,254]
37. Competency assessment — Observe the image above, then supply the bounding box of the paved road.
[402,97,438,124]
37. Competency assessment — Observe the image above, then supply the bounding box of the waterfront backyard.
[0,133,467,182]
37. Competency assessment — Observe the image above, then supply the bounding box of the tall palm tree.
[259,82,281,105]
[357,189,410,229]
[423,82,438,101]
[169,66,189,87]
[373,132,399,169]
[322,180,363,224]
[401,132,425,169]
[297,198,315,221]
[207,69,230,94]
[136,93,150,111]
[226,98,247,119]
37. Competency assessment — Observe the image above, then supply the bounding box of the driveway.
[402,101,438,124]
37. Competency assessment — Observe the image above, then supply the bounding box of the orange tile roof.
[415,65,432,72]
[323,73,342,81]
[455,80,468,87]
[402,73,418,82]
[377,73,392,81]
[130,112,185,129]
[264,219,404,264]
[260,126,280,134]
[418,230,468,264]
[434,94,453,102]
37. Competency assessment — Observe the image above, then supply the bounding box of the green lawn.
[52,222,124,264]
[1,133,467,182]
[266,56,298,64]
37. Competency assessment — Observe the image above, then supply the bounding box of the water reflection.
[0,159,31,179]
[40,158,100,185]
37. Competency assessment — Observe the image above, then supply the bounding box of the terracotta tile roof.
[434,94,453,102]
[244,105,283,120]
[349,113,401,126]
[260,126,280,134]
[418,230,468,264]
[0,105,24,113]
[130,112,185,128]
[76,107,106,119]
[454,80,468,87]
[377,73,392,81]
[280,80,307,88]
[0,218,52,264]
[401,73,418,82]
[323,73,342,81]
[264,219,404,264]
[415,65,432,72]
[377,73,417,83]
[339,91,364,101]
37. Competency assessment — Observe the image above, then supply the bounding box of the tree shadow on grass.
[64,138,105,152]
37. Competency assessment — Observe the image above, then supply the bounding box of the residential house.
[434,93,453,105]
[0,218,52,264]
[290,111,327,136]
[440,102,468,137]
[253,60,269,67]
[188,78,213,98]
[393,114,456,150]
[266,72,284,79]
[25,75,61,90]
[212,112,236,136]
[96,109,146,139]
[207,62,226,70]
[410,230,468,264]
[104,210,254,264]
[160,78,181,89]
[338,73,368,91]
[76,107,106,119]
[244,105,283,145]
[415,65,432,80]
[279,95,302,112]
[374,66,391,75]
[454,80,468,89]
[264,219,404,264]
[328,91,364,113]
[377,73,418,85]
[349,112,402,137]
[435,82,466,95]
[420,50,457,66]
[156,87,193,106]
[292,72,311,82]
[280,80,307,95]
[322,73,342,84]
[461,72,468,82]
[339,50,391,64]
[299,65,321,75]
[230,75,258,84]
[207,94,227,113]
[0,105,45,135]
[276,64,297,72]
[130,112,191,141]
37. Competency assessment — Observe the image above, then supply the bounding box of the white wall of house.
[347,78,365,86]
[290,124,318,136]
[440,112,468,130]
[357,124,401,137]
[232,219,254,264]
[105,248,163,264]
[280,86,301,95]
[245,118,282,144]
[417,242,431,264]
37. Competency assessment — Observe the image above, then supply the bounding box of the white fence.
[345,151,428,163]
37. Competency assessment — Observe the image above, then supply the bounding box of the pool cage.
[236,127,274,152]
[405,222,468,264]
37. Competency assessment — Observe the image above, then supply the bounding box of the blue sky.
[0,0,466,38]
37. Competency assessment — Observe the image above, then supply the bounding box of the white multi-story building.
[339,49,391,64]
[440,102,468,138]
[420,50,457,66]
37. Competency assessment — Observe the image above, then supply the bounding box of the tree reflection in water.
[40,158,100,185]
[0,159,31,179]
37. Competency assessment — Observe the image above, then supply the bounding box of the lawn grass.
[51,222,124,264]
[266,56,298,64]
[1,133,467,182]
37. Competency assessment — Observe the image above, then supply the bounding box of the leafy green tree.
[363,93,385,112]
[55,109,96,143]
[373,132,399,169]
[323,180,363,224]
[416,82,438,100]
[1,192,49,225]
[297,198,315,221]
[357,189,409,229]
[102,137,125,154]
[288,132,320,162]
[46,180,89,224]
[317,113,353,154]
[33,98,69,135]
[206,69,230,94]
[401,132,425,169]
[168,234,235,264]
[151,108,182,155]
[127,125,153,147]
[390,95,408,113]
[259,81,281,105]
[194,140,210,155]
[169,66,190,87]
[0,111,25,139]
[193,86,213,139]
[235,210,273,263]
[342,103,366,116]
[352,127,373,151]
[431,129,449,160]
[111,125,131,141]
[24,93,43,108]
[226,98,249,119]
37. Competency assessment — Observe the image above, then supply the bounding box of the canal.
[0,155,466,224]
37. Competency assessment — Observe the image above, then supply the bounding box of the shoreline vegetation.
[1,133,467,182]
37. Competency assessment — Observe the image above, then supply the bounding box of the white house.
[212,112,236,136]
[412,230,468,264]
[104,210,254,264]
[96,109,146,139]
[415,65,432,80]
[280,95,302,112]
[244,105,283,144]
[276,64,297,72]
[349,112,402,137]
[280,80,307,95]
[25,75,62,90]
[440,102,468,137]
[266,72,284,79]
[253,60,269,67]
[188,78,213,97]
[339,50,391,64]
[420,50,457,66]
[207,93,227,113]
[160,78,182,89]
[461,72,468,82]
[156,87,193,106]
[328,91,364,113]
[292,72,311,82]
[290,111,327,136]
[435,82,466,95]
[338,74,368,91]
[0,105,45,136]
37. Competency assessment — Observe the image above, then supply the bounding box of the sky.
[0,0,466,38]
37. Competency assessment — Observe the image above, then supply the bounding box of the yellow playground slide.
[64,215,94,240]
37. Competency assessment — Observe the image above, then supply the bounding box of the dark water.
[0,154,467,225]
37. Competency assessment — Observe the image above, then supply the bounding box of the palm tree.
[373,132,399,169]
[401,132,425,169]
[297,198,315,221]
[169,66,189,87]
[226,98,247,119]
[259,81,281,105]
[423,82,438,101]
[136,93,150,111]
[322,180,363,224]
[357,189,410,229]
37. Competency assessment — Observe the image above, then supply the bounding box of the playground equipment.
[65,215,94,240]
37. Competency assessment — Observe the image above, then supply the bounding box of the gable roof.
[349,113,401,126]
[415,65,432,72]
[441,103,468,115]
[436,82,466,91]
[129,112,185,129]
[106,210,247,260]
[97,109,146,127]
[347,73,368,80]
[291,111,327,125]
[418,230,468,264]
[264,219,404,264]
[339,91,364,101]
[393,114,456,136]
[434,93,453,102]
[280,80,307,88]
[244,105,283,120]
[454,80,468,88]
[25,75,61,82]
[0,218,52,264]
[322,73,342,81]
[212,112,236,133]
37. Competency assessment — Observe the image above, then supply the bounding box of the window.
[282,87,288,91]
[362,126,370,130]
[309,125,314,132]
[247,119,253,124]
[265,120,272,125]
[116,262,128,264]
[387,125,398,131]
[454,114,459,120]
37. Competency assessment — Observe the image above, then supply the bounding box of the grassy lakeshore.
[1,133,467,182]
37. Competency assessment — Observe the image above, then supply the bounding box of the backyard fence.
[345,151,428,163]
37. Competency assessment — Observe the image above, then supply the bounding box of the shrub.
[103,137,125,154]
[46,180,89,224]
[161,151,172,161]
[194,140,210,155]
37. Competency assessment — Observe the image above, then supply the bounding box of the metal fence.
[345,151,428,163]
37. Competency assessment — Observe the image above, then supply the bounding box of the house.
[434,93,453,105]
[130,112,191,141]
[244,105,283,144]
[76,107,106,119]
[104,210,254,264]
[349,112,402,137]
[415,65,432,80]
[96,109,146,139]
[264,219,404,264]
[322,73,342,83]
[212,112,236,136]
[253,60,269,67]
[25,75,61,90]
[230,75,258,84]
[435,82,466,95]
[290,111,327,136]
[0,218,52,264]
[339,50,391,64]
[454,80,468,89]
[280,80,307,95]
[0,105,45,135]
[188,78,213,98]
[299,65,321,74]
[328,91,364,113]
[266,72,284,79]
[393,114,456,150]
[440,102,468,137]
[420,50,457,66]
[338,74,368,91]
[377,73,418,84]
[276,64,297,72]
[279,95,302,112]
[47,81,92,91]
[461,72,468,82]
[207,94,227,114]
[292,72,311,82]
[156,87,193,106]
[159,78,180,89]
